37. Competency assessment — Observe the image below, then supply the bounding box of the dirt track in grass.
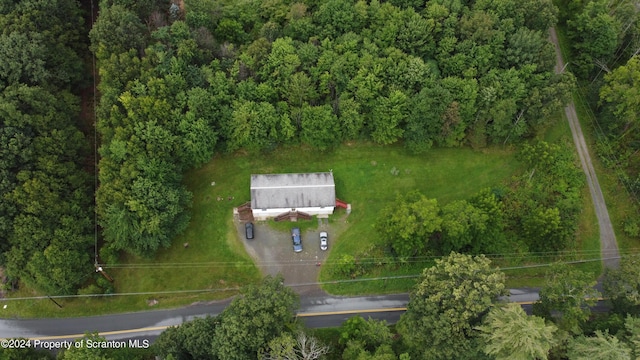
[549,27,619,269]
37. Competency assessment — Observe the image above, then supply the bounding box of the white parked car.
[320,231,328,251]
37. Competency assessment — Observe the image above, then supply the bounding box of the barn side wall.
[252,206,335,221]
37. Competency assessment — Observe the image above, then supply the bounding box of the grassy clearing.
[2,142,519,317]
[318,143,522,294]
[3,127,610,316]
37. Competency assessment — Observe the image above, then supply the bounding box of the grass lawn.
[318,143,522,294]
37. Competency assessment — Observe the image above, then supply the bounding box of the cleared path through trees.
[549,27,619,268]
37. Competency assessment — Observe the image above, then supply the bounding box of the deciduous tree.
[90,5,147,57]
[603,255,640,314]
[154,316,219,360]
[375,191,441,259]
[398,252,507,360]
[300,104,341,150]
[338,315,393,352]
[212,275,299,360]
[370,90,407,145]
[440,200,488,254]
[600,55,640,132]
[533,264,600,334]
[262,331,330,360]
[567,0,620,77]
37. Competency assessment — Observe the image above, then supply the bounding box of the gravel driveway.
[235,219,331,296]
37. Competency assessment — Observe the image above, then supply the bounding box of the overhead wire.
[91,0,99,267]
[2,254,634,302]
[98,246,636,270]
[0,256,622,302]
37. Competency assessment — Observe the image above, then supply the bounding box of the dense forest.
[0,0,94,295]
[90,0,573,263]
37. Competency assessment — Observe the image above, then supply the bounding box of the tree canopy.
[477,303,557,360]
[212,275,299,360]
[398,252,507,360]
[0,0,94,295]
[533,264,600,334]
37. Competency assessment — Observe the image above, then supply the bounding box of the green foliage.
[228,100,294,152]
[57,333,110,360]
[338,315,393,352]
[398,252,507,360]
[376,191,441,259]
[533,264,600,334]
[154,316,219,360]
[0,83,93,295]
[90,4,147,57]
[567,331,632,360]
[0,0,86,88]
[332,254,357,278]
[94,0,571,160]
[567,0,620,77]
[477,303,557,360]
[262,331,330,360]
[509,141,584,252]
[593,48,640,207]
[100,159,192,256]
[212,275,299,360]
[603,256,640,314]
[440,200,489,254]
[300,104,341,150]
[89,0,575,265]
[375,186,517,259]
[621,315,640,359]
[0,343,53,360]
[370,90,407,145]
[468,188,509,254]
[342,343,400,360]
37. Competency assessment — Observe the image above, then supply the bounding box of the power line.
[91,0,99,267]
[2,255,634,302]
[98,247,634,270]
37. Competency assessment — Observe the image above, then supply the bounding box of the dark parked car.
[320,231,328,251]
[292,227,302,252]
[245,222,254,240]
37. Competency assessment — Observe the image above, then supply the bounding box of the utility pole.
[95,265,114,282]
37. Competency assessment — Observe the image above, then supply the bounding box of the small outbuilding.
[250,172,336,221]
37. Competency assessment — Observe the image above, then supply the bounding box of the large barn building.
[249,172,336,221]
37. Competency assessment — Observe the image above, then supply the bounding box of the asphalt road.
[1,291,544,346]
[0,294,411,343]
[548,27,620,269]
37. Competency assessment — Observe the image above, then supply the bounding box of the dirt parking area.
[235,218,332,296]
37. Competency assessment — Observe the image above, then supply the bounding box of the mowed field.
[6,143,521,317]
